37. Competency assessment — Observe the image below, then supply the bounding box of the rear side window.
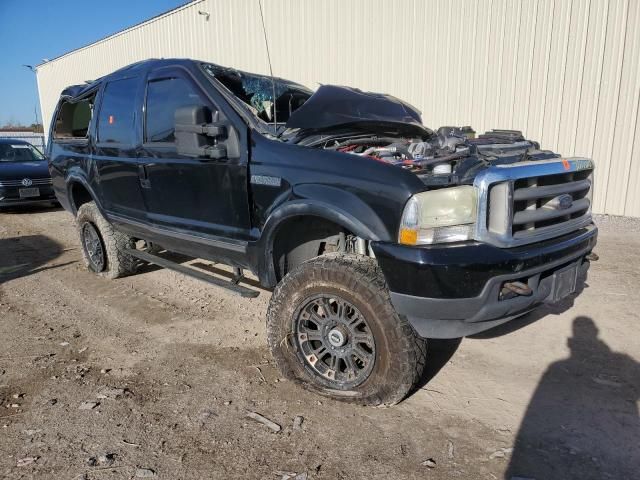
[53,94,95,139]
[145,77,208,143]
[98,78,138,145]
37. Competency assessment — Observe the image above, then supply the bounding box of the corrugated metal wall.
[36,0,640,216]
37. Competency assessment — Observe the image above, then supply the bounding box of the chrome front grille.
[474,158,594,247]
[511,170,591,240]
[0,178,52,187]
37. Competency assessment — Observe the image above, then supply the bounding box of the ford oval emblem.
[557,194,573,210]
[22,178,33,187]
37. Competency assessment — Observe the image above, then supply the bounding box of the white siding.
[36,0,640,216]
[0,131,46,149]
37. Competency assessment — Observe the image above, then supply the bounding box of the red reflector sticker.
[562,158,570,170]
[108,115,114,125]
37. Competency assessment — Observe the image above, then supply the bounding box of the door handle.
[138,164,151,189]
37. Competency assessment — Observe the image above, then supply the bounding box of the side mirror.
[175,105,238,160]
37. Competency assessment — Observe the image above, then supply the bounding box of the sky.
[0,0,188,126]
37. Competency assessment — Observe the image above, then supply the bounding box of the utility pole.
[22,65,40,128]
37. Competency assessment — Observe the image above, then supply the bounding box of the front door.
[137,68,251,243]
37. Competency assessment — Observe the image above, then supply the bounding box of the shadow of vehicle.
[411,338,463,394]
[506,316,640,479]
[0,235,71,285]
[409,292,582,396]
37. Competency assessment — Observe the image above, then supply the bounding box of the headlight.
[398,185,478,245]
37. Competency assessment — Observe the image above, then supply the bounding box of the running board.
[125,249,260,298]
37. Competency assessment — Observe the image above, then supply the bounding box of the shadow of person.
[506,316,640,479]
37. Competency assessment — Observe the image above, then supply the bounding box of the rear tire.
[266,253,427,406]
[76,201,137,279]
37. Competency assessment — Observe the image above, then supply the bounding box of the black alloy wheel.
[294,294,376,389]
[81,221,106,272]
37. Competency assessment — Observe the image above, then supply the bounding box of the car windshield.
[202,63,312,125]
[0,143,45,162]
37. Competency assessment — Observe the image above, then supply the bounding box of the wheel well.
[70,182,93,212]
[272,216,353,282]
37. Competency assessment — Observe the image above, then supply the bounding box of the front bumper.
[0,186,56,207]
[372,224,597,338]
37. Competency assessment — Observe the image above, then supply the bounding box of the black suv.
[48,59,597,405]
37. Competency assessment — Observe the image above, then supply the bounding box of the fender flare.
[257,184,395,286]
[65,172,104,216]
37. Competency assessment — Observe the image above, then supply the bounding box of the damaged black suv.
[48,59,597,405]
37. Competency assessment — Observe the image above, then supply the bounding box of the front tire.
[266,253,427,406]
[76,201,137,279]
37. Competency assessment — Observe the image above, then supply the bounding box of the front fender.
[293,183,395,240]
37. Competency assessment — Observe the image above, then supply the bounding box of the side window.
[53,94,95,140]
[97,78,138,145]
[145,77,208,143]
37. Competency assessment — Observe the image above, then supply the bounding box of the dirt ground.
[0,207,638,480]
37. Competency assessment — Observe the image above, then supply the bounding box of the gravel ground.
[593,213,640,233]
[0,206,638,479]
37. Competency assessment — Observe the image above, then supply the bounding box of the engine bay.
[304,127,560,186]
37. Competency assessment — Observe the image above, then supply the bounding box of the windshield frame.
[0,142,46,163]
[199,62,312,138]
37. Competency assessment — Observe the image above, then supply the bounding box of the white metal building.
[35,0,640,217]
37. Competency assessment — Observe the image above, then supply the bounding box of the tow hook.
[586,252,599,261]
[501,281,533,298]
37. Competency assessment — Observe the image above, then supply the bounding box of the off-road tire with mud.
[76,201,137,279]
[266,253,427,406]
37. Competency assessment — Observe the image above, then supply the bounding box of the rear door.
[137,67,251,241]
[94,76,146,221]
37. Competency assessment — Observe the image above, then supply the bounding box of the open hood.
[285,85,432,135]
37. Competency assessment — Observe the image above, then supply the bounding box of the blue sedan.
[0,138,57,208]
